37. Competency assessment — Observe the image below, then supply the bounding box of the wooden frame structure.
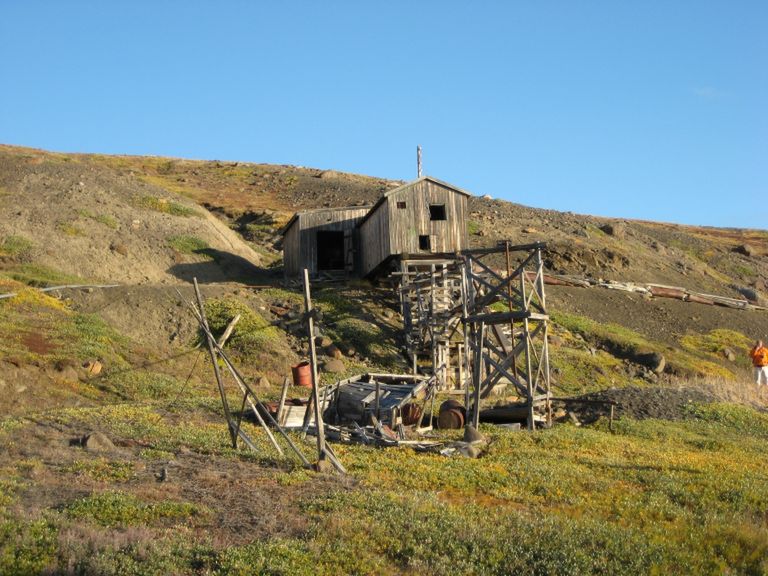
[461,242,552,430]
[395,257,464,390]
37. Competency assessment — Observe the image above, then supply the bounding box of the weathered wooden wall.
[359,179,468,276]
[283,207,370,277]
[358,199,391,277]
[283,220,302,276]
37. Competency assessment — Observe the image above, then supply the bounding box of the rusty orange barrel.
[438,399,466,429]
[291,361,312,387]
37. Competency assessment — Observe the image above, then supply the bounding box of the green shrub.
[105,370,184,401]
[0,236,34,262]
[58,222,85,237]
[64,458,134,482]
[167,234,210,255]
[65,491,201,527]
[3,264,82,287]
[204,297,280,353]
[0,518,57,576]
[52,312,129,367]
[136,195,198,217]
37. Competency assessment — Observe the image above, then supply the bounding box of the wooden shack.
[357,177,470,277]
[281,207,371,277]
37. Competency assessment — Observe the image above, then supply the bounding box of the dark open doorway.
[316,230,345,271]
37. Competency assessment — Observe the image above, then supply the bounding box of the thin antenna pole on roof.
[417,145,422,178]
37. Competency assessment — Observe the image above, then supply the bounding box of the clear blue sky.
[1,1,765,228]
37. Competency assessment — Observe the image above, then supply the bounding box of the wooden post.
[505,241,519,380]
[302,270,326,460]
[472,322,486,429]
[535,247,552,426]
[217,314,241,348]
[193,279,238,448]
[461,261,472,409]
[301,269,344,473]
[520,269,535,431]
[276,376,290,427]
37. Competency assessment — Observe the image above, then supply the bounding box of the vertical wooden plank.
[302,269,327,462]
[520,266,535,431]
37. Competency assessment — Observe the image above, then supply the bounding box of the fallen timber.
[518,273,766,311]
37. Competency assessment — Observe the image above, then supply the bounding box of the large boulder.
[600,221,627,239]
[322,359,345,374]
[81,431,116,452]
[636,352,666,375]
[324,344,343,359]
[734,244,754,257]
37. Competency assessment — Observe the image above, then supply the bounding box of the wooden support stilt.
[302,269,345,474]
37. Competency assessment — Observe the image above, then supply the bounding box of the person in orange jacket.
[750,340,768,386]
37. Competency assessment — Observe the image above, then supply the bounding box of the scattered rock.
[481,194,492,200]
[600,221,627,239]
[83,360,102,377]
[52,365,80,384]
[734,244,754,257]
[722,347,737,362]
[522,227,537,234]
[382,309,395,320]
[548,335,563,346]
[313,458,335,473]
[110,242,128,256]
[456,443,481,458]
[315,336,333,347]
[255,375,271,387]
[325,344,343,359]
[322,359,345,373]
[81,431,115,452]
[463,425,485,444]
[338,342,356,357]
[636,352,666,374]
[735,286,759,303]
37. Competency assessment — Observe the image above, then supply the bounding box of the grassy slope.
[3,398,768,574]
[1,144,768,573]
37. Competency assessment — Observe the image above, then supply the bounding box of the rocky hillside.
[4,144,768,574]
[3,143,766,366]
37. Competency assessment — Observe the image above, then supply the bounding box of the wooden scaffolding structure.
[461,242,552,430]
[395,258,464,390]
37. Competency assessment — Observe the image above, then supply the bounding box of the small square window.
[429,204,446,220]
[397,201,407,209]
[419,235,431,251]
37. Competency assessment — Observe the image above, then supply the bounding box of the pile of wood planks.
[519,271,766,311]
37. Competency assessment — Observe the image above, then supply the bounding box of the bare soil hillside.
[0,146,266,285]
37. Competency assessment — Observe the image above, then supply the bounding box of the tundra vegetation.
[1,145,768,574]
